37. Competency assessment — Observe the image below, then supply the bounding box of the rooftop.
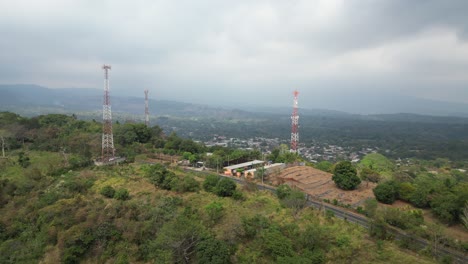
[224,160,265,170]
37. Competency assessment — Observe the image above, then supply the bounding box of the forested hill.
[2,85,468,161]
[0,84,261,119]
[3,84,468,122]
[0,111,443,263]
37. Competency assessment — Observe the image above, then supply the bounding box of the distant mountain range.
[0,84,258,119]
[1,84,468,124]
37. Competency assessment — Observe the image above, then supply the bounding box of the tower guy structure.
[101,64,115,162]
[144,89,149,127]
[290,90,299,153]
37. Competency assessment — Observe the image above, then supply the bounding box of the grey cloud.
[0,0,467,110]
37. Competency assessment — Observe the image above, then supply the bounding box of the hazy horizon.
[1,1,468,111]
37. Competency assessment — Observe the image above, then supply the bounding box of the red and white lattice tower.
[144,89,149,127]
[290,90,299,153]
[101,64,115,162]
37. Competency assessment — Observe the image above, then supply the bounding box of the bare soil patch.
[272,166,376,207]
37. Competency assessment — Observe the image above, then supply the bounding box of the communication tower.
[290,90,299,153]
[101,64,115,162]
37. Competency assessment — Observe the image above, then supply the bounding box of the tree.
[373,181,399,204]
[196,237,231,264]
[215,178,237,197]
[426,223,444,256]
[256,166,266,184]
[0,129,11,158]
[430,192,460,224]
[332,161,360,190]
[154,215,206,263]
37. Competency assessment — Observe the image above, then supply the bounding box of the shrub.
[160,172,179,190]
[203,175,220,193]
[114,188,130,201]
[100,186,115,198]
[277,250,325,264]
[364,198,378,217]
[176,176,200,193]
[62,227,95,264]
[18,152,30,168]
[398,182,415,202]
[215,178,236,197]
[409,187,430,208]
[382,208,424,229]
[262,229,294,259]
[276,184,292,199]
[430,192,460,224]
[205,201,224,224]
[196,237,231,264]
[300,224,332,251]
[281,190,307,216]
[332,161,361,190]
[232,190,245,201]
[146,163,178,190]
[242,214,270,238]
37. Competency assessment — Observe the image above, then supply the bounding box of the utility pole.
[144,89,150,127]
[290,90,299,153]
[101,64,115,162]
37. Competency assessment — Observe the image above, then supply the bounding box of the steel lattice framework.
[101,64,115,162]
[144,89,149,127]
[290,90,299,153]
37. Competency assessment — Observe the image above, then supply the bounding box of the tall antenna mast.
[144,89,149,127]
[290,90,299,153]
[101,64,115,162]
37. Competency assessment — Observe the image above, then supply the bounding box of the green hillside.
[0,152,435,263]
[359,153,395,179]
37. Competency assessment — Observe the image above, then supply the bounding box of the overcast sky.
[1,0,468,110]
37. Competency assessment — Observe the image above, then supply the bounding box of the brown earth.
[272,165,377,207]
